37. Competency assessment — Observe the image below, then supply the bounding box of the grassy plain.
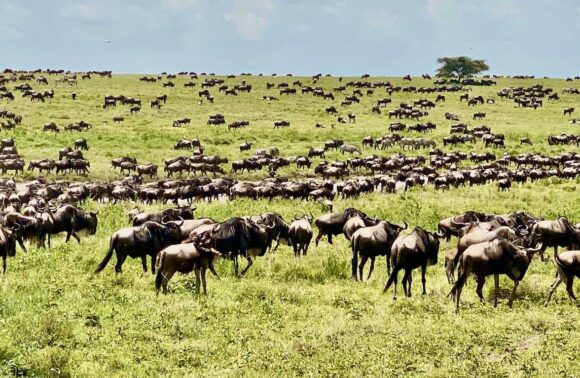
[0,74,579,377]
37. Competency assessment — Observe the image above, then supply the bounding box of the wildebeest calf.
[155,236,222,295]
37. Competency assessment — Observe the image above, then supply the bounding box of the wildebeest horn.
[308,211,314,222]
[293,214,300,221]
[435,231,446,238]
[450,215,466,228]
[526,246,542,254]
[401,221,408,230]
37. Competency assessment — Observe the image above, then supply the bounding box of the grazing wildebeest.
[315,208,368,246]
[155,235,222,295]
[350,220,408,280]
[133,207,195,226]
[449,239,540,313]
[74,138,88,150]
[384,227,443,298]
[544,250,580,305]
[95,219,184,274]
[563,107,574,116]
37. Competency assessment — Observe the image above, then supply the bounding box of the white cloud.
[426,0,460,23]
[224,0,273,40]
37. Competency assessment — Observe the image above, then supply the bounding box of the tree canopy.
[435,56,489,79]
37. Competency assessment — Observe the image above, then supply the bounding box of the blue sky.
[1,0,579,76]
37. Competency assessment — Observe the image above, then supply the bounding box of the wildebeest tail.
[94,234,116,273]
[154,251,166,292]
[448,271,467,298]
[383,265,398,293]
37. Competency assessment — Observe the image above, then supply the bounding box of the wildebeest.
[44,205,99,246]
[384,227,442,298]
[288,214,313,257]
[133,207,195,226]
[95,219,184,274]
[155,235,222,294]
[530,217,580,260]
[0,225,18,273]
[200,217,272,277]
[544,249,580,305]
[350,220,408,280]
[315,208,368,246]
[449,238,540,313]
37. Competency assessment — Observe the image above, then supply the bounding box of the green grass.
[0,74,579,377]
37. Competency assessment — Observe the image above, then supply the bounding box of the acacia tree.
[436,56,489,79]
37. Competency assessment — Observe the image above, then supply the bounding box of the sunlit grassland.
[0,74,579,376]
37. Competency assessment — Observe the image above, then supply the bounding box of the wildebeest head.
[74,209,99,235]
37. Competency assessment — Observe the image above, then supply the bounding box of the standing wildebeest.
[544,249,580,305]
[74,138,88,150]
[44,205,99,246]
[155,235,222,294]
[133,207,195,226]
[384,227,442,298]
[530,217,580,261]
[315,208,367,246]
[201,217,272,277]
[0,224,18,273]
[449,239,540,313]
[350,221,408,280]
[95,219,184,274]
[288,214,313,257]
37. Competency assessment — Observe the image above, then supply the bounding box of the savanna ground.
[0,73,579,377]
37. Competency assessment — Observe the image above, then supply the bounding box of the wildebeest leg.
[71,231,81,244]
[48,233,52,248]
[328,234,333,245]
[2,255,6,274]
[455,279,464,314]
[240,257,254,277]
[151,255,157,274]
[358,255,368,281]
[114,253,126,273]
[565,276,576,301]
[351,251,358,280]
[209,262,220,280]
[386,254,391,275]
[233,256,239,277]
[201,267,208,295]
[507,280,519,308]
[292,241,299,257]
[17,237,27,252]
[401,271,409,297]
[315,231,323,247]
[477,276,486,303]
[194,269,201,295]
[493,274,499,307]
[405,270,413,297]
[304,236,312,256]
[544,274,563,305]
[539,242,547,261]
[141,256,147,273]
[367,257,375,280]
[421,264,427,295]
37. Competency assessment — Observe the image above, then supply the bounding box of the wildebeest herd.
[91,206,579,313]
[0,68,578,314]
